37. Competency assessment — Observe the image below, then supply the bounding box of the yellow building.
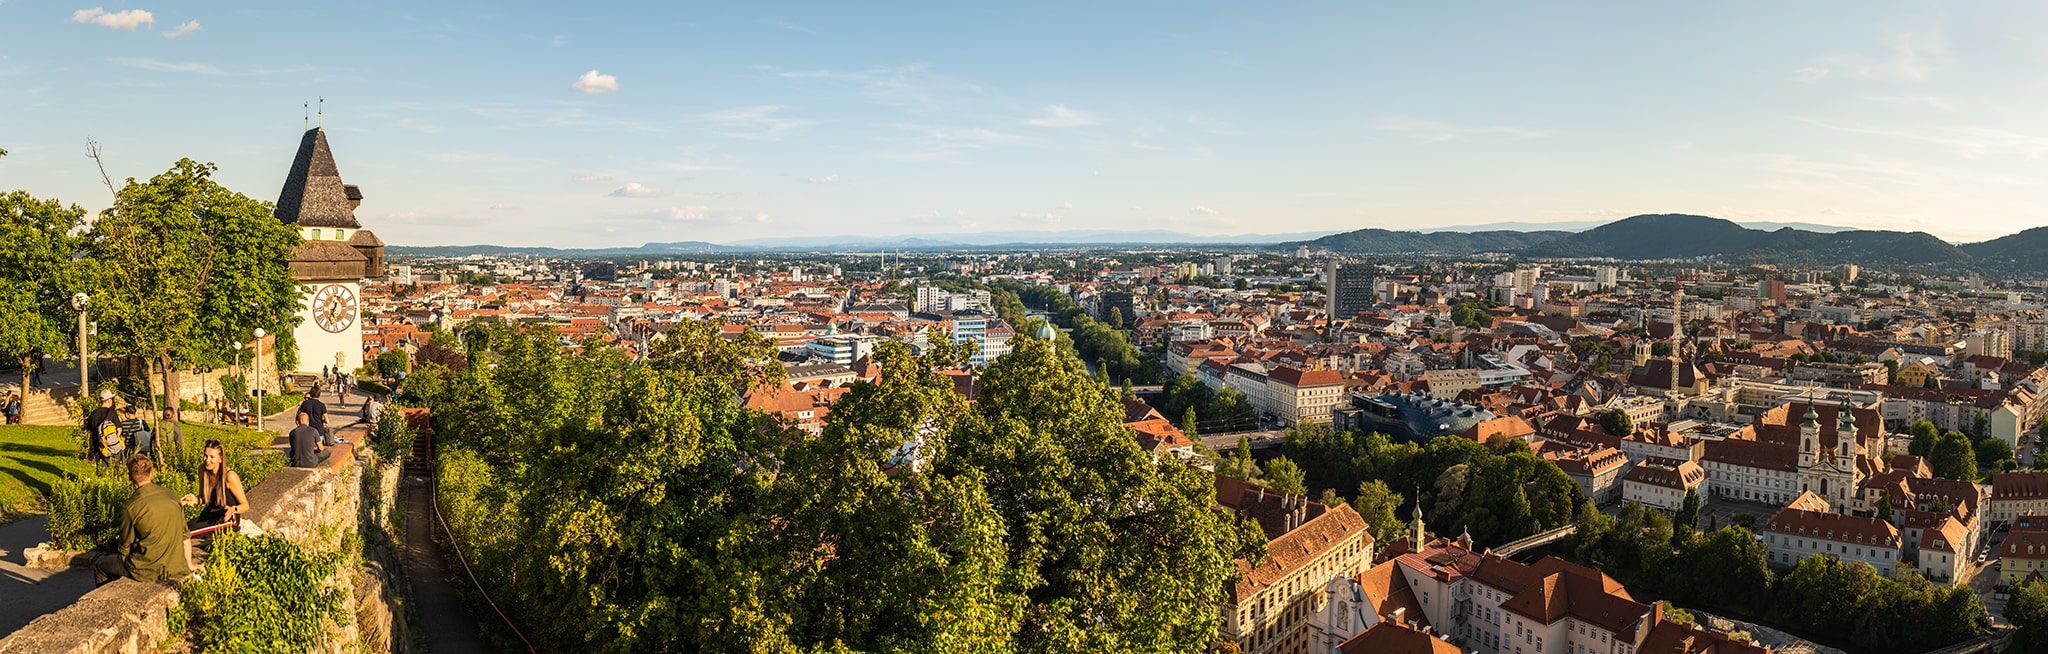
[1895,361,1938,388]
[2001,517,2048,587]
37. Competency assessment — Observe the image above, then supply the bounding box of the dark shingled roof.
[275,128,362,228]
[291,240,369,263]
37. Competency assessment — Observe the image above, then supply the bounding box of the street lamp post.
[70,293,89,401]
[253,328,266,434]
[231,341,243,426]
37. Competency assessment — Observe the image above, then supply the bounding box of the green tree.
[1930,431,1978,480]
[1265,456,1307,495]
[84,160,302,423]
[0,191,87,397]
[1674,488,1701,539]
[373,349,409,378]
[1877,488,1894,522]
[2008,580,2048,651]
[1181,406,1199,439]
[1975,437,2013,470]
[1106,306,1123,330]
[1908,420,1939,457]
[1217,436,1264,483]
[1599,408,1634,437]
[1353,480,1404,544]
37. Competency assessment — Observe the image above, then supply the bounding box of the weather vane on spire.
[318,97,325,128]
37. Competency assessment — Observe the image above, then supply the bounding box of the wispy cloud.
[610,183,660,197]
[571,69,619,94]
[655,206,769,224]
[1015,212,1063,224]
[163,20,199,38]
[488,203,519,210]
[1800,32,1947,83]
[771,62,982,109]
[1189,205,1217,215]
[804,174,839,184]
[72,7,154,31]
[108,57,222,75]
[701,105,813,140]
[1026,104,1101,127]
[1796,117,2048,159]
[571,173,615,183]
[1374,116,1549,142]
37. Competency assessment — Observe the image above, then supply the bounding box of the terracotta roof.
[1639,619,1771,654]
[1919,516,1969,554]
[1763,504,1900,547]
[1993,472,2048,501]
[274,128,362,228]
[2002,523,2048,559]
[1487,556,1649,635]
[1354,562,1429,631]
[1217,475,1372,604]
[1268,365,1345,387]
[1338,621,1459,654]
[1623,458,1706,491]
[1701,437,1797,472]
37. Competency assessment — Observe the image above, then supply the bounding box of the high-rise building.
[1214,255,1233,275]
[1593,266,1618,290]
[1326,260,1376,320]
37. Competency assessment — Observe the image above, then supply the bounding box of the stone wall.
[0,422,401,654]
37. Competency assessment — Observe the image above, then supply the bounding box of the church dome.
[1035,321,1057,340]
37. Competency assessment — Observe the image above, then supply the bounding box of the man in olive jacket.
[93,455,194,586]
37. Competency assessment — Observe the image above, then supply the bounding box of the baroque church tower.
[275,128,384,374]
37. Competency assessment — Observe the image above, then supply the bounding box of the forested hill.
[1289,228,1570,254]
[1961,226,2048,273]
[1513,214,1972,265]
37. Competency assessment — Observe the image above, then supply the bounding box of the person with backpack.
[4,392,20,424]
[85,390,124,464]
[119,405,154,457]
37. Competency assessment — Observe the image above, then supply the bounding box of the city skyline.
[6,2,2048,247]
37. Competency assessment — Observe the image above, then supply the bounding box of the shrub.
[369,409,414,462]
[256,391,304,417]
[179,531,344,653]
[46,475,130,550]
[356,380,392,398]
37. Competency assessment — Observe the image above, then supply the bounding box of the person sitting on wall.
[289,411,328,469]
[180,439,249,527]
[94,455,196,586]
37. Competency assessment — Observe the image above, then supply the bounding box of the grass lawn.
[0,421,277,516]
[0,425,90,516]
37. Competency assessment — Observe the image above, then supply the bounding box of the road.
[1201,430,1287,452]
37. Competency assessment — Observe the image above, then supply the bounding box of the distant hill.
[1516,214,1970,265]
[388,241,726,257]
[1417,219,1854,234]
[1961,227,2048,272]
[1294,228,1570,254]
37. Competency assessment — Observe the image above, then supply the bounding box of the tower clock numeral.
[313,284,357,333]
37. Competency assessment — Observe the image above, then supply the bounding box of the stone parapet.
[0,424,378,653]
[0,579,179,654]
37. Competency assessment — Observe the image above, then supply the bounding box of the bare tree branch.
[85,137,117,199]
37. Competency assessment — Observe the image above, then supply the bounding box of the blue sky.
[4,1,2048,247]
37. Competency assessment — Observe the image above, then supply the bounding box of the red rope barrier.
[430,471,537,653]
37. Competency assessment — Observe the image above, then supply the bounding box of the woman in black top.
[180,440,249,528]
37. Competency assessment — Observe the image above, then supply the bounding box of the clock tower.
[275,128,384,374]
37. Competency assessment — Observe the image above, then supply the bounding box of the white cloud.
[732,213,771,224]
[571,69,619,94]
[72,7,154,31]
[804,174,839,184]
[163,20,199,38]
[609,183,659,197]
[663,206,709,221]
[1057,202,1073,210]
[1188,205,1217,215]
[701,105,814,140]
[1015,212,1063,224]
[658,207,768,224]
[1027,104,1102,128]
[108,57,222,74]
[1807,32,1947,83]
[1374,116,1549,142]
[488,203,518,210]
[571,173,614,183]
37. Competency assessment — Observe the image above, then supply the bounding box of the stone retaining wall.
[0,422,398,654]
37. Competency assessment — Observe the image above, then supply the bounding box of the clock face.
[312,284,358,333]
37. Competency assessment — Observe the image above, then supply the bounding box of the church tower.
[1837,398,1858,464]
[275,128,383,375]
[1798,402,1819,468]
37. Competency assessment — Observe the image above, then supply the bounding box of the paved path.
[401,478,494,654]
[0,516,93,637]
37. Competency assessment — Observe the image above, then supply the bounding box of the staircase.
[20,385,80,426]
[400,408,435,478]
